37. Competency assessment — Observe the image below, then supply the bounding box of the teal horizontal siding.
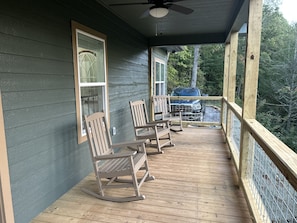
[0,73,74,92]
[7,124,77,166]
[0,0,150,222]
[2,89,75,110]
[4,102,75,129]
[0,33,72,62]
[5,113,76,148]
[0,54,73,76]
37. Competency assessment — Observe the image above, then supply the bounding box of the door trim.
[0,91,15,223]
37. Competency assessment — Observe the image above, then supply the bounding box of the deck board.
[31,127,253,223]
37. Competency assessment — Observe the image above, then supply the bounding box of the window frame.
[71,21,109,144]
[154,57,166,96]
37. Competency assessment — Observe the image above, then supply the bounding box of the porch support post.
[224,33,238,141]
[239,0,263,221]
[227,32,238,103]
[223,43,230,99]
[239,0,263,178]
[149,48,154,121]
[0,91,15,223]
[222,43,230,129]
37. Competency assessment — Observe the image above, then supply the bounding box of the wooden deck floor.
[32,127,253,223]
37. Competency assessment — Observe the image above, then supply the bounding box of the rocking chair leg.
[131,171,141,197]
[144,161,155,181]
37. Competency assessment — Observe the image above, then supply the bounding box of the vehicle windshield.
[171,87,201,96]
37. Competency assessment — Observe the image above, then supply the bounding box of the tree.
[256,3,297,152]
[191,45,200,88]
[167,46,193,92]
[199,44,225,95]
[168,44,224,95]
[257,4,290,110]
[167,45,205,92]
[263,0,282,9]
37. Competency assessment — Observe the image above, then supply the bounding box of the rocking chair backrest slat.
[153,95,171,114]
[92,118,106,156]
[84,112,113,159]
[130,100,148,127]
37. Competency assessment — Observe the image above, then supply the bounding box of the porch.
[32,127,253,223]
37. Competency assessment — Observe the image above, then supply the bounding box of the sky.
[279,0,297,23]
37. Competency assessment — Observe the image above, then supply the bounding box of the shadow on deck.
[32,127,253,223]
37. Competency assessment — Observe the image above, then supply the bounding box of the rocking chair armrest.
[111,140,146,149]
[112,140,146,153]
[134,124,156,129]
[148,120,169,125]
[148,120,170,128]
[95,151,137,160]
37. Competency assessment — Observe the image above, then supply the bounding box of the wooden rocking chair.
[129,100,174,154]
[152,95,183,132]
[82,112,155,202]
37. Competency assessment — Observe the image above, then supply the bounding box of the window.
[154,58,166,95]
[72,21,108,143]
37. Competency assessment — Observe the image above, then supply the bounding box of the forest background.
[167,0,297,153]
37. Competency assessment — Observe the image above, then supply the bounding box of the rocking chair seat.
[97,151,146,178]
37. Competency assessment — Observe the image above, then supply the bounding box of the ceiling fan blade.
[109,0,184,6]
[167,3,193,15]
[164,0,185,2]
[109,2,150,6]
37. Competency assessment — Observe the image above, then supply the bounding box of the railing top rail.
[170,96,222,101]
[222,98,242,120]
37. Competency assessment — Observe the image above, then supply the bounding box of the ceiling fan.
[109,0,193,18]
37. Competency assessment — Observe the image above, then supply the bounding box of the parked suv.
[170,87,206,121]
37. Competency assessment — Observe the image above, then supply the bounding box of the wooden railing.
[222,97,297,223]
[169,95,222,126]
[165,95,297,222]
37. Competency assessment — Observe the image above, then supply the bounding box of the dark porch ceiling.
[96,0,249,46]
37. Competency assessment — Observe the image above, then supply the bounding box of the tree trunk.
[191,45,200,88]
[295,24,297,60]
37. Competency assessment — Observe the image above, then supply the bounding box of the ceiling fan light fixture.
[149,6,169,18]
